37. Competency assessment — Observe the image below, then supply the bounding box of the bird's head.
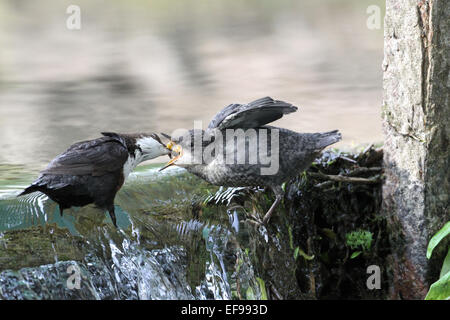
[159,129,214,171]
[102,132,171,162]
[135,133,172,161]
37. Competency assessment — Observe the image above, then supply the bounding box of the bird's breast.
[123,153,141,179]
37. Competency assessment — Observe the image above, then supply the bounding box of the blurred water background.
[0,0,384,173]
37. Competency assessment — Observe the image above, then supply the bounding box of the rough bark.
[382,0,449,299]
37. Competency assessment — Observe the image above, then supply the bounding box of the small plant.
[425,221,450,300]
[345,230,373,259]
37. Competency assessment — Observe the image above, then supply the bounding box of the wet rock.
[0,224,85,271]
[0,246,195,300]
[204,146,390,299]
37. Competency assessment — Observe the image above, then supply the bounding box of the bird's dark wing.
[207,96,298,130]
[40,136,129,177]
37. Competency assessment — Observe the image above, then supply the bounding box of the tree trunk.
[382,0,449,299]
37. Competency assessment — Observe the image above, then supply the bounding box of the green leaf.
[296,247,314,261]
[427,221,450,259]
[440,248,450,279]
[246,286,255,300]
[425,270,450,300]
[350,251,362,259]
[294,247,300,260]
[322,228,336,240]
[256,277,268,300]
[288,226,294,250]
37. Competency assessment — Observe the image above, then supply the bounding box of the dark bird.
[160,97,341,224]
[19,132,170,227]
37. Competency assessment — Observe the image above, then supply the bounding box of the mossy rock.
[0,224,85,271]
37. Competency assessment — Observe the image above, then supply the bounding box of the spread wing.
[40,136,129,177]
[208,96,298,130]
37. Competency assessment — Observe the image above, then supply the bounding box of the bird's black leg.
[262,186,284,224]
[59,204,65,217]
[107,205,118,228]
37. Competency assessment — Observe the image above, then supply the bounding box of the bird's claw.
[244,213,265,226]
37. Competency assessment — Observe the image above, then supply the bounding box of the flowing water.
[0,0,385,299]
[0,165,266,299]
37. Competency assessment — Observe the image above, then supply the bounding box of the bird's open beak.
[160,132,174,158]
[159,143,183,171]
[166,141,173,159]
[152,133,172,157]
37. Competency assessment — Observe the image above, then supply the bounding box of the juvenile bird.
[161,97,341,224]
[19,132,170,227]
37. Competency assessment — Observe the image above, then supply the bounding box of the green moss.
[345,230,373,252]
[0,224,85,271]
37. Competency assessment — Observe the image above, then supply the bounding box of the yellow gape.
[160,143,183,171]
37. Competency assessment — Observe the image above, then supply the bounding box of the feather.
[40,137,129,176]
[208,96,298,130]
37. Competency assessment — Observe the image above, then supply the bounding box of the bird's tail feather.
[315,130,342,150]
